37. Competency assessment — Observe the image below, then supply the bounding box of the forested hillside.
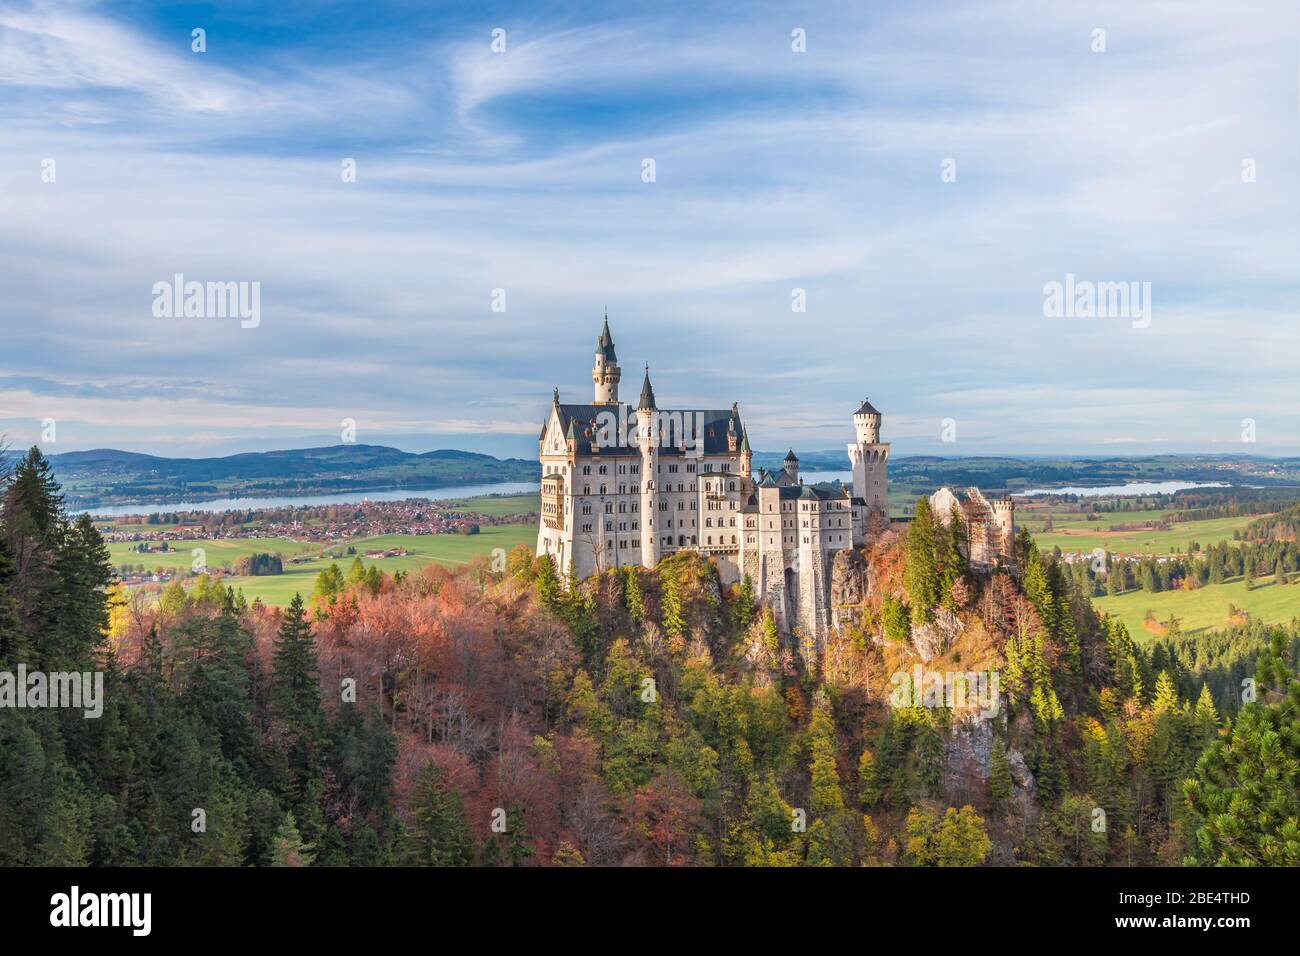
[2,447,1297,867]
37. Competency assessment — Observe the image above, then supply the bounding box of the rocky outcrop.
[942,715,1037,814]
[910,606,964,661]
[829,548,872,632]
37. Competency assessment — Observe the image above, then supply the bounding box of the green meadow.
[108,488,540,607]
[222,524,535,606]
[434,493,538,516]
[109,537,315,571]
[1093,574,1300,639]
[1029,514,1260,557]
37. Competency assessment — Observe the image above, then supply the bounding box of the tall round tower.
[848,397,890,526]
[592,312,621,404]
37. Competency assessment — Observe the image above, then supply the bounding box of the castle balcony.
[541,475,565,530]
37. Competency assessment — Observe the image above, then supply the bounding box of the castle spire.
[592,312,621,403]
[638,362,657,409]
[597,311,616,361]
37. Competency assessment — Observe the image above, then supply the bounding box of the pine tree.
[346,556,367,586]
[269,811,315,867]
[988,739,1013,815]
[405,762,473,866]
[858,748,880,808]
[904,499,941,624]
[732,575,756,632]
[1184,680,1300,866]
[271,594,323,733]
[661,566,685,636]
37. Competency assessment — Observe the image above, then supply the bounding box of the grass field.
[110,537,317,571]
[109,488,541,607]
[1029,514,1259,557]
[223,524,536,605]
[434,493,538,516]
[1093,574,1300,638]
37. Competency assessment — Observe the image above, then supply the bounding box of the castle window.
[599,465,607,475]
[582,465,591,475]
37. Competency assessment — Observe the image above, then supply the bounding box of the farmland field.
[1028,514,1261,557]
[434,493,538,516]
[223,524,536,605]
[1093,574,1300,639]
[109,537,316,571]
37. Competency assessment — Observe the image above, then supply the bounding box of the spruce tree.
[405,762,474,866]
[904,499,940,624]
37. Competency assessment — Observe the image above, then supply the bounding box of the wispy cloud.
[1,0,1297,458]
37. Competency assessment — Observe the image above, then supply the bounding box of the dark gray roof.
[855,398,880,417]
[552,402,745,456]
[597,314,617,361]
[784,449,799,462]
[638,366,656,409]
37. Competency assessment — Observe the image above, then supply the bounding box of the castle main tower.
[592,312,621,404]
[848,398,889,516]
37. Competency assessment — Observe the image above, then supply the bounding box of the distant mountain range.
[6,444,1298,512]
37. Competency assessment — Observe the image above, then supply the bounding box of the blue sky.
[1,0,1298,460]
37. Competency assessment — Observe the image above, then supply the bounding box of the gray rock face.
[829,548,871,632]
[909,607,964,661]
[942,715,1037,811]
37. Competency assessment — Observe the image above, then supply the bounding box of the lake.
[79,481,542,518]
[1012,481,1230,498]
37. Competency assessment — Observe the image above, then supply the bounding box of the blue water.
[77,481,541,518]
[1012,481,1229,498]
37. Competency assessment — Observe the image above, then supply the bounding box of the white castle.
[536,317,885,634]
[536,317,1013,634]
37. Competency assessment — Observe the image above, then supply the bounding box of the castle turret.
[739,427,752,480]
[848,397,890,525]
[853,398,881,444]
[592,311,621,404]
[637,364,659,568]
[783,449,799,483]
[992,498,1016,567]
